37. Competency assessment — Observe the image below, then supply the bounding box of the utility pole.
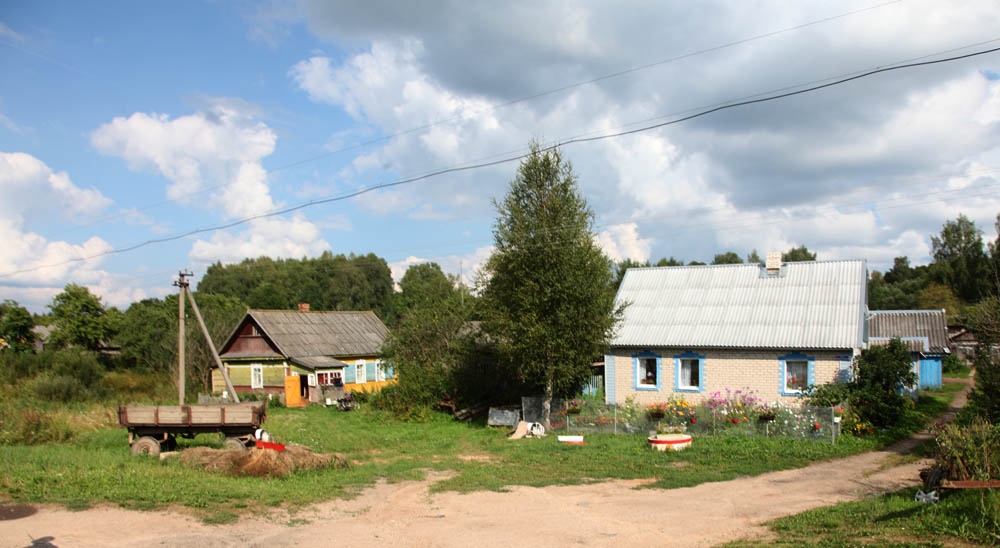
[173,271,192,405]
[186,288,240,403]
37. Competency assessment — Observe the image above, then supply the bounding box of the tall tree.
[782,245,817,262]
[397,262,458,315]
[0,300,34,352]
[48,284,115,351]
[655,257,684,267]
[711,251,743,265]
[930,213,990,303]
[480,144,623,428]
[746,250,762,265]
[614,258,651,290]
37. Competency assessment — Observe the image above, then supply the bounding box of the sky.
[2,0,1000,313]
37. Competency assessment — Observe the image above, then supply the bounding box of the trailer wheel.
[224,437,246,451]
[131,436,161,457]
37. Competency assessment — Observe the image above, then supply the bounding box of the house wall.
[212,358,290,393]
[339,357,397,393]
[606,347,852,406]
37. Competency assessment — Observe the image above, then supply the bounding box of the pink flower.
[690,418,697,424]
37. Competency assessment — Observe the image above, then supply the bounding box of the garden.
[557,388,839,443]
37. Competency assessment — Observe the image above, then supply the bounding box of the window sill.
[676,386,700,392]
[781,391,804,397]
[635,385,660,391]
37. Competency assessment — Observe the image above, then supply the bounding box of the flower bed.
[554,389,836,442]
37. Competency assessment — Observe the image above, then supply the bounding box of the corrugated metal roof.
[868,310,948,354]
[247,310,387,359]
[290,355,351,369]
[612,260,867,350]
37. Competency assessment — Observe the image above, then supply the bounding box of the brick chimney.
[298,303,310,312]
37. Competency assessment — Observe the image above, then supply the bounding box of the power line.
[4,43,1000,279]
[57,0,905,233]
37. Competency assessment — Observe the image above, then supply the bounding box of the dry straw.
[180,444,348,478]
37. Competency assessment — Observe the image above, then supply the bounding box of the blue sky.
[2,1,1000,312]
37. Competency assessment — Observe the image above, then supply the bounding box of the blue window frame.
[674,351,706,393]
[778,352,816,396]
[632,351,662,391]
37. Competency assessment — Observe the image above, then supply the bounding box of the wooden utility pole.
[186,288,240,403]
[173,271,192,405]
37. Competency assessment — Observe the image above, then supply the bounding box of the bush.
[805,382,851,408]
[942,353,966,375]
[30,374,94,402]
[966,347,1000,423]
[0,406,74,445]
[849,340,916,429]
[102,370,171,402]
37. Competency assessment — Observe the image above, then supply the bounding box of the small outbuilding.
[868,309,948,390]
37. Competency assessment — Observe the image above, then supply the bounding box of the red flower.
[813,424,821,430]
[690,418,697,424]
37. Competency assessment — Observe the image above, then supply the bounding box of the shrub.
[849,340,916,429]
[805,382,851,408]
[30,374,93,402]
[942,353,966,375]
[966,347,1000,423]
[933,418,1000,542]
[0,406,74,445]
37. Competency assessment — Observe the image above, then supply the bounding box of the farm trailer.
[118,402,267,456]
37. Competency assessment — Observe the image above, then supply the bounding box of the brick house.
[606,256,867,406]
[213,306,393,403]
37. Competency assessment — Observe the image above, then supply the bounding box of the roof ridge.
[631,258,865,271]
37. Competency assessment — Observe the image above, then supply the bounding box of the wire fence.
[522,397,839,443]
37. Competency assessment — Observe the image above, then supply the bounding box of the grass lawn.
[0,389,959,522]
[721,487,1000,547]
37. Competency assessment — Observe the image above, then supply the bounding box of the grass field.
[0,387,960,523]
[722,487,999,547]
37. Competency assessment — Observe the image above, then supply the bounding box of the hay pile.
[180,443,348,478]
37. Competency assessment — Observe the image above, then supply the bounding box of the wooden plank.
[158,407,186,424]
[943,480,1000,489]
[190,405,223,424]
[225,406,253,424]
[122,406,157,425]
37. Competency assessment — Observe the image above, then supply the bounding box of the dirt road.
[1,384,968,548]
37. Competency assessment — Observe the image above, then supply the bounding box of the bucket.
[648,434,692,452]
[557,435,584,445]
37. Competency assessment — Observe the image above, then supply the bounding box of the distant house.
[868,309,948,390]
[214,305,392,404]
[606,257,867,405]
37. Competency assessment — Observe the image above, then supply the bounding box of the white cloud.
[595,223,652,262]
[0,152,114,285]
[188,214,329,265]
[91,104,278,218]
[0,152,139,312]
[388,245,493,289]
[91,103,331,267]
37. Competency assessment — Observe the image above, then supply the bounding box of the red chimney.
[298,303,310,312]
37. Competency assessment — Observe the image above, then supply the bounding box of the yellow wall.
[344,379,396,393]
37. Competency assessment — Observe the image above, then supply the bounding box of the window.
[251,364,263,389]
[679,358,700,389]
[307,373,317,387]
[356,362,366,383]
[376,360,386,382]
[250,324,261,336]
[785,360,808,392]
[317,372,330,385]
[640,357,657,385]
[332,371,343,386]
